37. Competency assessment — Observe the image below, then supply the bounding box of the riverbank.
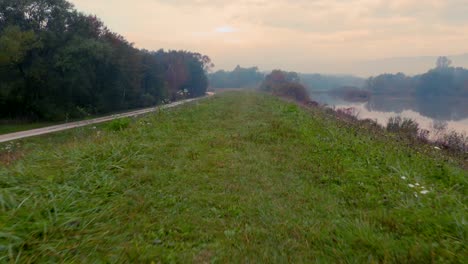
[309,91,468,138]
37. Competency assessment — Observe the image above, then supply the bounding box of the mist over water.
[312,92,468,135]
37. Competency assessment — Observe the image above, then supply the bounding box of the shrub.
[436,131,468,153]
[141,93,157,107]
[336,107,359,120]
[432,120,448,132]
[386,116,420,138]
[105,118,131,132]
[359,118,383,130]
[305,100,319,107]
[272,83,310,102]
[260,70,310,103]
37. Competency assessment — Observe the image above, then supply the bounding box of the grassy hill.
[0,92,466,263]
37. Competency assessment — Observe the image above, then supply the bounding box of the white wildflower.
[401,176,407,180]
[415,183,420,186]
[420,190,430,195]
[408,184,415,188]
[434,146,441,150]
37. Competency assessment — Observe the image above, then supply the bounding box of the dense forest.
[365,57,468,97]
[0,0,212,121]
[208,65,264,89]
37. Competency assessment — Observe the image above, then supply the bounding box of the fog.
[69,0,468,77]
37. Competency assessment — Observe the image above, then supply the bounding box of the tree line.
[365,57,468,97]
[208,66,367,92]
[0,0,212,121]
[209,66,311,103]
[299,73,365,91]
[208,65,264,89]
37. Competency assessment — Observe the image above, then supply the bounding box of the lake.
[311,92,468,136]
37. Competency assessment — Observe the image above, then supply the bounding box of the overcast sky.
[69,0,468,76]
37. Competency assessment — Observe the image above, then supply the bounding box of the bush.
[386,117,420,138]
[360,118,381,128]
[105,118,131,132]
[436,131,468,153]
[141,94,157,107]
[336,107,359,120]
[272,83,310,102]
[260,70,310,102]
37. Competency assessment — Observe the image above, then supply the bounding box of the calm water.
[311,92,468,135]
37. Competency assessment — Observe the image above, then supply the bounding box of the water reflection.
[311,92,468,134]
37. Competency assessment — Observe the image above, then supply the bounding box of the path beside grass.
[0,96,207,143]
[0,123,55,136]
[0,91,466,262]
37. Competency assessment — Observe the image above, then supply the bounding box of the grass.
[0,91,467,263]
[0,103,166,135]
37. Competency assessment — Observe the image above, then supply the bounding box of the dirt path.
[0,95,212,143]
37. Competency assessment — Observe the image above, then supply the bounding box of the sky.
[69,0,468,76]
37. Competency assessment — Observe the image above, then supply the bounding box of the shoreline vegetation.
[312,89,467,152]
[257,70,467,165]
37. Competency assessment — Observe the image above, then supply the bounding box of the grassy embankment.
[0,91,466,263]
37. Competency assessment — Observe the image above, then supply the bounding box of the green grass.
[0,91,466,263]
[0,104,157,135]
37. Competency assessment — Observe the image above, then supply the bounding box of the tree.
[364,72,414,95]
[260,70,310,102]
[436,56,452,69]
[0,0,211,121]
[208,65,263,88]
[0,26,41,66]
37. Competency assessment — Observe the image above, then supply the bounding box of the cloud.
[215,26,236,33]
[69,0,468,75]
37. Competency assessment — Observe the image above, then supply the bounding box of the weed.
[386,116,420,137]
[105,118,131,132]
[436,131,468,153]
[336,107,360,120]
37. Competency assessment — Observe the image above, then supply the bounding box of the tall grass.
[307,104,467,157]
